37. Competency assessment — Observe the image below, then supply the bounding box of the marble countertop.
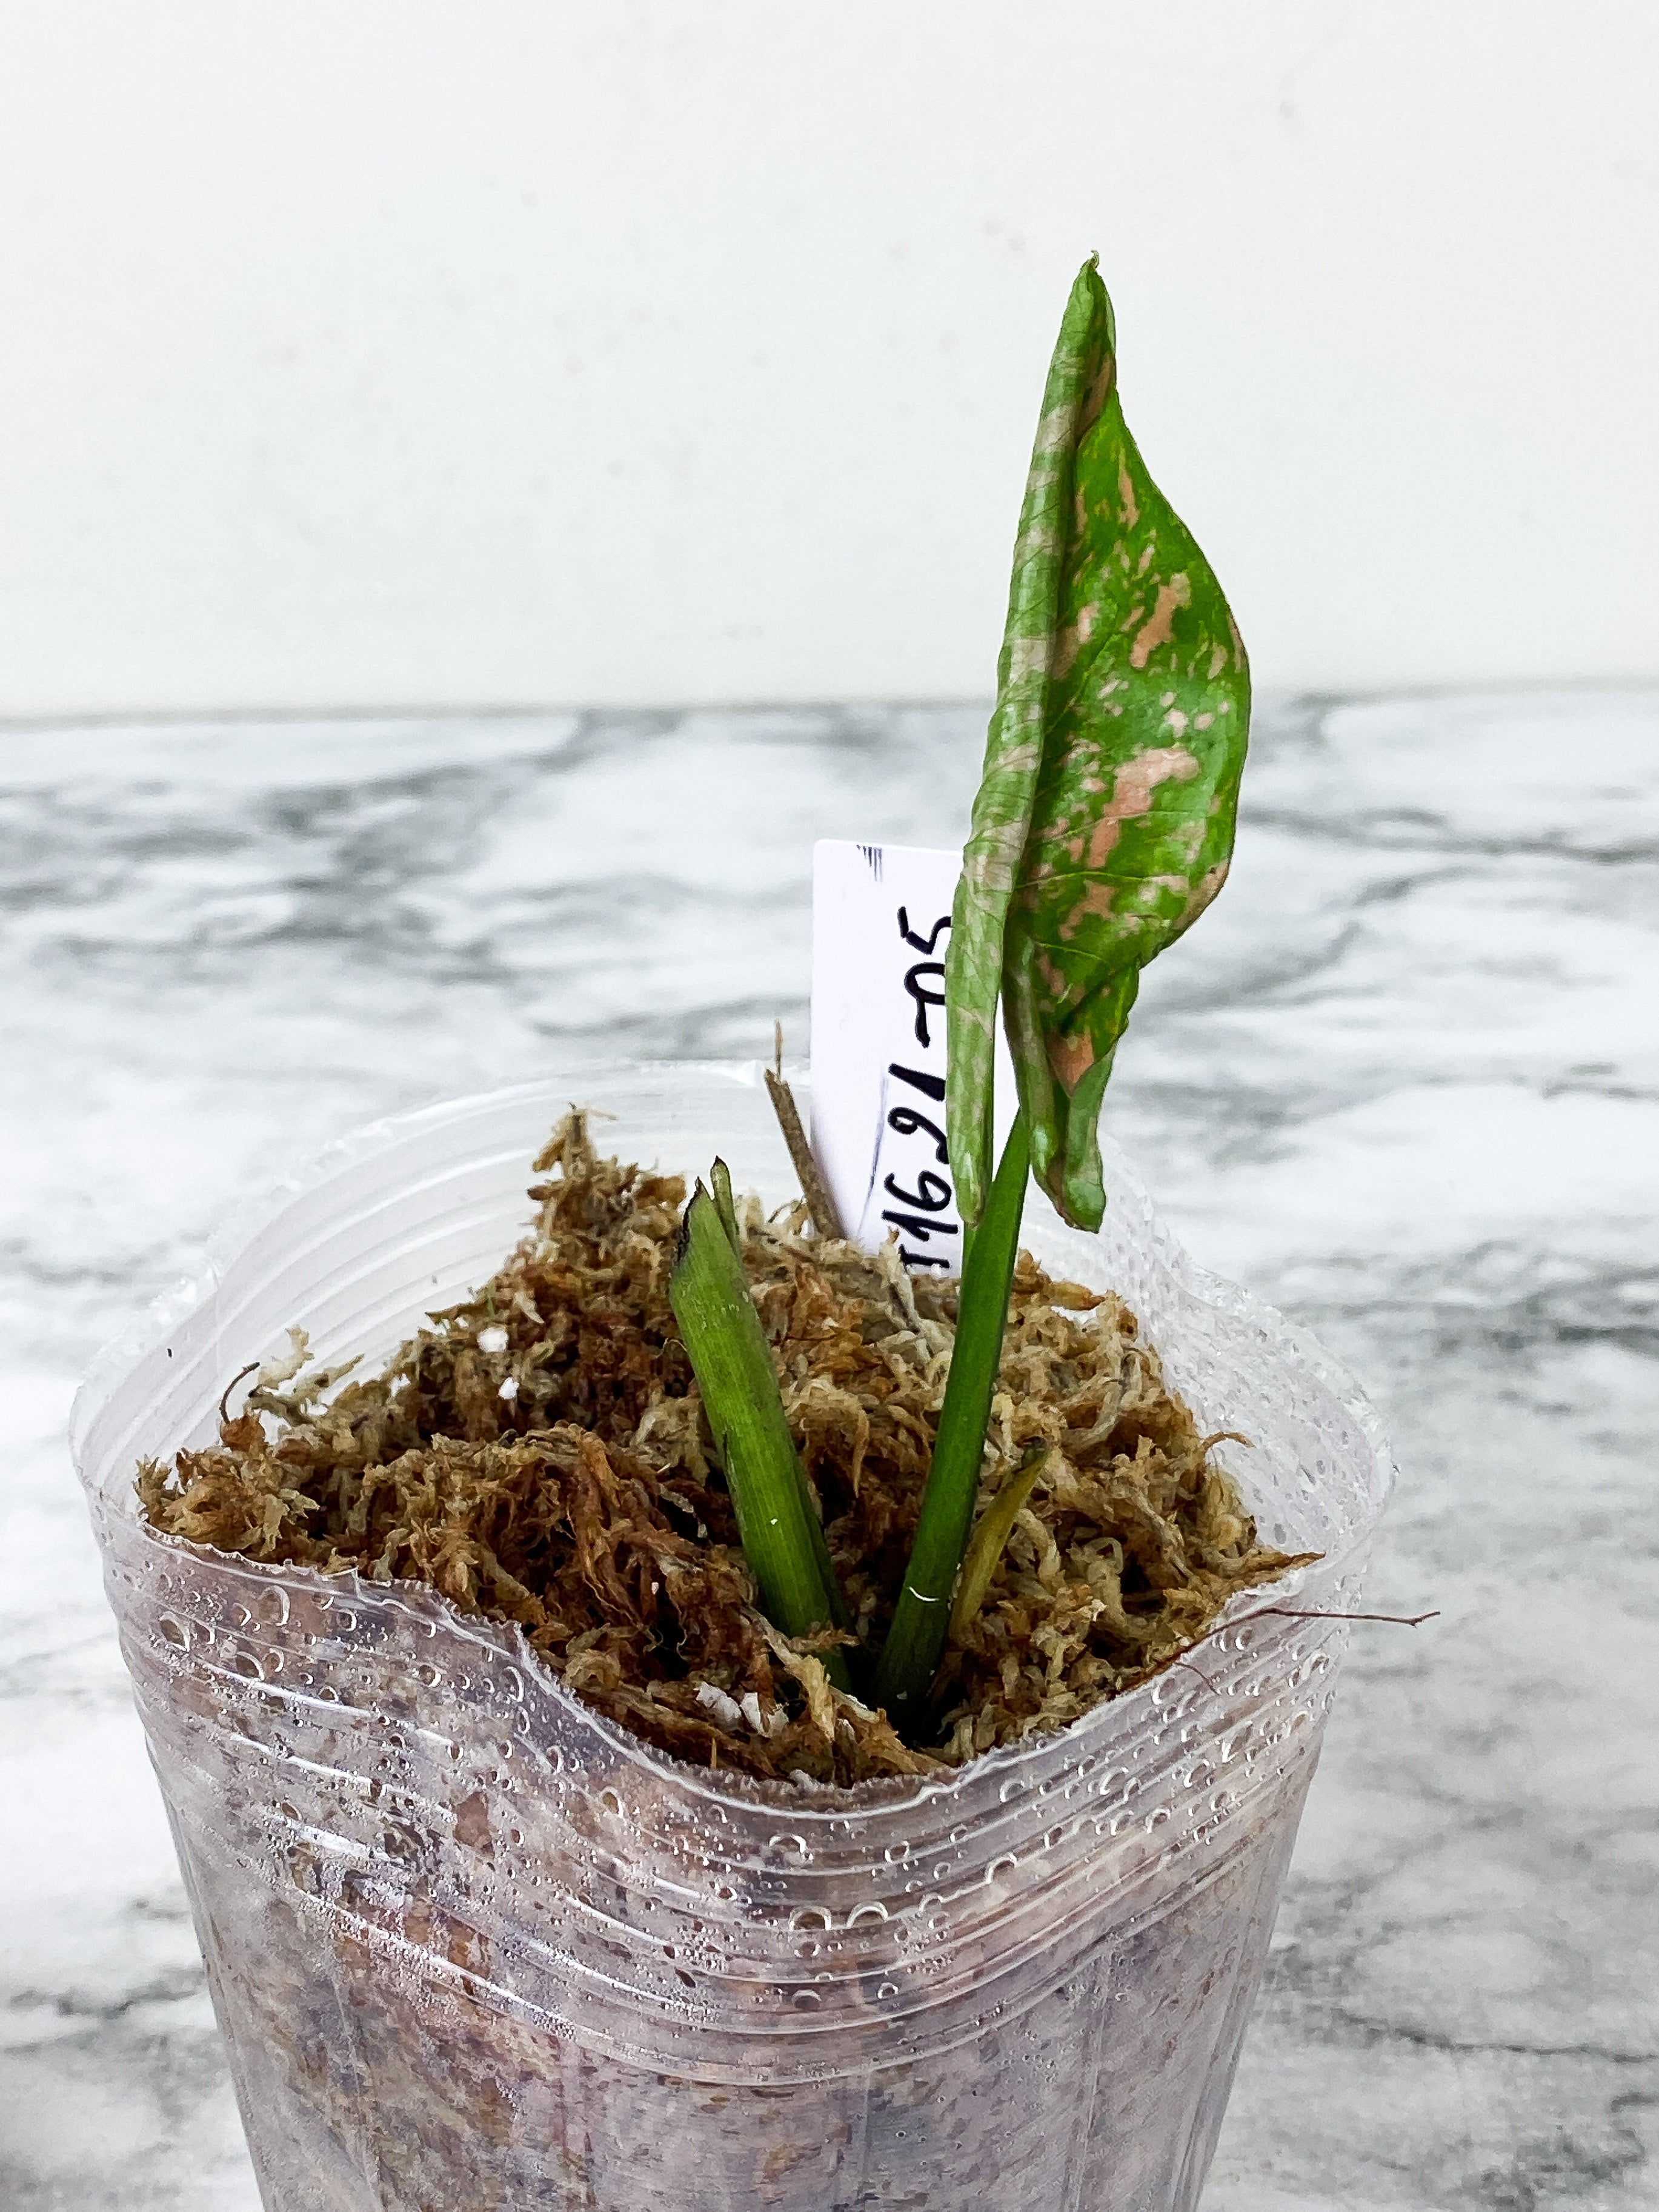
[2,691,1655,2210]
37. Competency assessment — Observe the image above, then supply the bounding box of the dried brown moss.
[139,1112,1314,1785]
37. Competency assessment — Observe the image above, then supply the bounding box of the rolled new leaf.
[669,1184,853,1689]
[947,1444,1051,1644]
[947,257,1250,1230]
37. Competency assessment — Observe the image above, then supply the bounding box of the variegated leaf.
[948,257,1249,1229]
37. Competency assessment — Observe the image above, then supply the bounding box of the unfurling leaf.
[947,1445,1051,1644]
[668,1184,853,1687]
[947,257,1250,1229]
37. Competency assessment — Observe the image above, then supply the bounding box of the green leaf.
[669,1184,853,1687]
[947,257,1250,1229]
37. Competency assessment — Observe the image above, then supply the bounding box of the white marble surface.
[2,692,1656,2210]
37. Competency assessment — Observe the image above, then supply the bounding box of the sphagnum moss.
[139,1111,1315,1786]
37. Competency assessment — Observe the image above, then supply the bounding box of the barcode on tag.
[809,840,1014,1268]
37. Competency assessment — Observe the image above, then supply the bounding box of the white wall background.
[1,1,1655,719]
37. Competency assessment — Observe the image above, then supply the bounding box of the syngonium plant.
[673,255,1251,1736]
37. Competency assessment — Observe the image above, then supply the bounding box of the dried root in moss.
[138,1111,1316,1787]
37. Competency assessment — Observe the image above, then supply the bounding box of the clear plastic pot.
[73,1064,1392,2212]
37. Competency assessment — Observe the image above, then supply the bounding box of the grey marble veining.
[2,692,1655,2210]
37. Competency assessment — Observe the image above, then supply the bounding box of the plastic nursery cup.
[73,1064,1392,2212]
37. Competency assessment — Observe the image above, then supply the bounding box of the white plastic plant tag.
[809,840,1014,1269]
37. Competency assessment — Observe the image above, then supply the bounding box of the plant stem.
[669,1184,853,1689]
[873,1111,1029,1732]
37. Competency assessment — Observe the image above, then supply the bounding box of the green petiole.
[872,1112,1030,1730]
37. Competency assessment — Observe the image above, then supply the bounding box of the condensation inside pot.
[74,1066,1390,2211]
